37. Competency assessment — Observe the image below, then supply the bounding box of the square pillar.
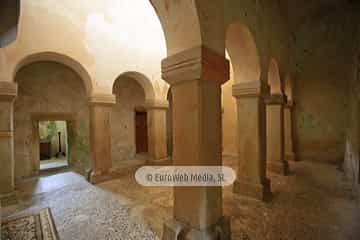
[232,82,271,201]
[145,99,170,164]
[284,101,296,161]
[161,46,231,240]
[0,82,17,196]
[88,94,116,184]
[266,94,289,175]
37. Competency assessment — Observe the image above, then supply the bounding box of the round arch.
[268,58,282,95]
[13,52,93,96]
[113,71,155,101]
[225,22,261,84]
[149,0,202,56]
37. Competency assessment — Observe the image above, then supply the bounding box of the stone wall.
[112,77,145,166]
[294,7,357,162]
[344,21,360,187]
[14,61,90,179]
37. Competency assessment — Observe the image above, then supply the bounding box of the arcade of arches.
[0,1,360,239]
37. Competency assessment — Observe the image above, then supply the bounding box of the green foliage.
[46,121,58,141]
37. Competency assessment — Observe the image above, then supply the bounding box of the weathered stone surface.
[14,62,90,178]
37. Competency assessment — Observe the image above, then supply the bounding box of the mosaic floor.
[1,157,359,240]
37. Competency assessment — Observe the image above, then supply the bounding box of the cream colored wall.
[1,0,168,99]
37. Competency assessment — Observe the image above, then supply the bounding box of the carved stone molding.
[88,94,116,106]
[0,82,17,101]
[0,131,12,138]
[162,45,230,85]
[232,81,262,98]
[145,99,169,110]
[265,94,287,105]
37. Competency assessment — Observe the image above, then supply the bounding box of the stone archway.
[115,71,155,102]
[112,73,147,166]
[150,1,231,238]
[226,22,261,84]
[266,58,290,175]
[13,59,91,179]
[13,52,93,97]
[268,58,282,94]
[225,22,271,201]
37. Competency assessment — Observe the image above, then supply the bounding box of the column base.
[233,177,272,202]
[268,161,290,176]
[147,157,173,166]
[87,165,144,184]
[163,216,231,240]
[0,191,16,201]
[285,152,296,162]
[0,186,15,196]
[87,170,112,184]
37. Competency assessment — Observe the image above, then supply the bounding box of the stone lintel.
[0,82,17,102]
[88,94,116,106]
[265,94,287,105]
[145,99,169,110]
[232,81,263,98]
[162,45,230,86]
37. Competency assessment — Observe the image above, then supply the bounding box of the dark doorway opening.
[135,111,148,153]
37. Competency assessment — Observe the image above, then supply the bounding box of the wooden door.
[135,111,148,153]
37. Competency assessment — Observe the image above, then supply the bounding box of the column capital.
[0,82,17,102]
[0,131,12,138]
[265,94,287,105]
[162,45,230,85]
[145,99,169,110]
[88,94,116,106]
[232,81,266,98]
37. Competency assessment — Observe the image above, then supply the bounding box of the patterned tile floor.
[1,157,360,240]
[1,172,158,240]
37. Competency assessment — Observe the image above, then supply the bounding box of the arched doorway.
[112,72,151,167]
[225,22,271,201]
[266,58,289,175]
[14,55,91,178]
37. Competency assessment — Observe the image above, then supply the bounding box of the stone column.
[232,82,271,201]
[145,99,170,164]
[266,94,289,175]
[0,82,17,196]
[161,46,231,240]
[88,94,116,184]
[284,101,296,161]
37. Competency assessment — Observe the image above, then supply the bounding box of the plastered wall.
[14,62,90,178]
[1,0,168,98]
[294,8,357,162]
[112,77,146,166]
[344,21,360,186]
